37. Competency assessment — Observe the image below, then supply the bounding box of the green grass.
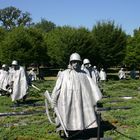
[101,79,140,140]
[0,79,61,140]
[0,78,140,139]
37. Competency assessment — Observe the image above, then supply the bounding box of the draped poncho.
[11,66,28,101]
[51,69,102,131]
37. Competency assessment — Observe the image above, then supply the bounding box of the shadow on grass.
[20,98,42,105]
[114,129,138,140]
[10,98,43,108]
[61,120,116,140]
[107,74,119,81]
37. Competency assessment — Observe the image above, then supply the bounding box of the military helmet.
[2,64,7,68]
[83,58,90,65]
[69,53,81,62]
[12,60,18,65]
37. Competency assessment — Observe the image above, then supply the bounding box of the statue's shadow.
[63,120,115,140]
[11,98,43,107]
[20,98,42,104]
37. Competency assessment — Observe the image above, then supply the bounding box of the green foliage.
[0,6,32,30]
[44,26,91,67]
[0,27,7,41]
[1,6,140,69]
[125,29,140,67]
[34,18,56,32]
[91,21,127,68]
[0,27,48,65]
[0,28,7,62]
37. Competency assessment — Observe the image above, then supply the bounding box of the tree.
[0,27,6,41]
[91,21,127,68]
[34,18,56,32]
[0,26,48,66]
[44,26,91,68]
[124,29,140,67]
[0,6,32,30]
[0,27,7,66]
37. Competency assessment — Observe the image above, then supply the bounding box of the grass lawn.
[0,77,140,139]
[101,79,140,140]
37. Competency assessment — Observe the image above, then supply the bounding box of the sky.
[0,0,140,35]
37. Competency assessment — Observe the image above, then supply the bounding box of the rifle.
[44,90,69,137]
[31,84,41,91]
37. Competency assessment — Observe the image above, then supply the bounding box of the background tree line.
[0,6,139,70]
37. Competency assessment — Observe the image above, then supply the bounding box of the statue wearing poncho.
[10,60,28,102]
[51,53,102,131]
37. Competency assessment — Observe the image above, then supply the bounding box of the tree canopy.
[44,26,91,68]
[124,29,140,67]
[0,6,32,30]
[0,27,48,66]
[1,6,140,69]
[91,21,127,68]
[34,18,56,32]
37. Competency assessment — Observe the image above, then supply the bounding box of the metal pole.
[97,111,101,140]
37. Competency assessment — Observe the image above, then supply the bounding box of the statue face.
[84,63,90,68]
[12,65,19,70]
[71,61,81,71]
